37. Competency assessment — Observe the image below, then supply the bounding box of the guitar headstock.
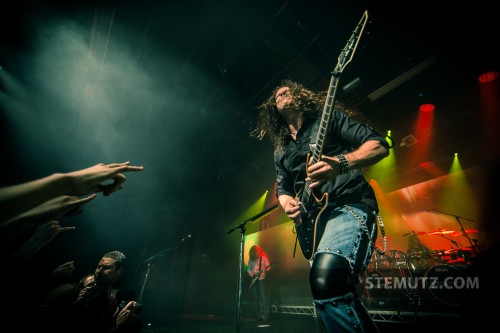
[335,10,369,74]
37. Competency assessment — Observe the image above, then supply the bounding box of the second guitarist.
[247,245,272,328]
[252,79,389,333]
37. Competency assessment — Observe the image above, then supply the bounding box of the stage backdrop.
[238,165,484,310]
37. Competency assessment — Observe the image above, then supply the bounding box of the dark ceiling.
[73,0,498,194]
[1,1,499,261]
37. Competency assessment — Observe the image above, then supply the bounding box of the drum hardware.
[427,228,478,265]
[365,225,479,311]
[427,209,478,256]
[407,248,441,276]
[431,249,449,263]
[448,248,474,264]
[363,246,470,311]
[363,248,421,309]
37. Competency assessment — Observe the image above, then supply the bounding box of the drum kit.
[361,228,484,310]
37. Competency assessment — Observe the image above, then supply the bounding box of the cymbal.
[428,229,455,236]
[451,229,478,236]
[402,231,426,236]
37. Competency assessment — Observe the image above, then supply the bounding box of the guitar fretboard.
[302,77,339,199]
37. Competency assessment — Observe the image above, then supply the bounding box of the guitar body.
[295,190,329,261]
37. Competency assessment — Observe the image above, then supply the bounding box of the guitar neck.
[301,75,340,200]
[311,75,340,163]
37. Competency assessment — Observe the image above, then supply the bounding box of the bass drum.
[424,264,474,308]
[360,267,409,309]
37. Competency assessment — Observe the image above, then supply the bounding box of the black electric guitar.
[294,10,369,261]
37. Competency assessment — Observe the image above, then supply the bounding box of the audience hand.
[67,162,144,197]
[52,261,76,279]
[1,194,95,242]
[8,221,75,264]
[25,194,96,221]
[31,220,75,246]
[0,161,143,222]
[115,301,140,328]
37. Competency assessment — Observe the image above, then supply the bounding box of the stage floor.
[141,311,474,333]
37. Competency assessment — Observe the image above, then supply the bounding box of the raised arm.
[0,161,143,222]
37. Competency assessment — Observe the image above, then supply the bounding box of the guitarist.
[247,245,272,328]
[252,80,389,333]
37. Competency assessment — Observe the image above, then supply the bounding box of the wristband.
[336,154,350,174]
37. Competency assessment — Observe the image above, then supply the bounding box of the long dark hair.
[251,79,349,152]
[249,245,268,260]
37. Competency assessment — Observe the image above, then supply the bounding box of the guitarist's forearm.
[337,140,389,170]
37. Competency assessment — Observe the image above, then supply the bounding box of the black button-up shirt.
[273,109,389,211]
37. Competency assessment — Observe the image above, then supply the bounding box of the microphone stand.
[137,234,192,303]
[226,202,279,333]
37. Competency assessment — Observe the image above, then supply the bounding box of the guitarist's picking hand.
[280,195,302,225]
[306,156,340,189]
